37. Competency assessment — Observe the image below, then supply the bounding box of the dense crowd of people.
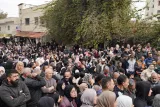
[0,41,160,107]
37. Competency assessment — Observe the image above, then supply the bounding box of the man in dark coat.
[24,72,46,107]
[0,69,31,107]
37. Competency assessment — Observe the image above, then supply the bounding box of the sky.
[0,0,146,17]
[0,0,52,17]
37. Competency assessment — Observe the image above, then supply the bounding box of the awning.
[0,34,12,38]
[15,31,45,38]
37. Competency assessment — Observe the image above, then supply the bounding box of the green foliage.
[43,0,160,47]
[0,10,7,19]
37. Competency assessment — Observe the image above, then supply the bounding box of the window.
[40,17,45,25]
[25,18,30,25]
[0,27,1,31]
[157,17,160,21]
[19,9,22,15]
[8,26,10,30]
[34,17,38,25]
[20,19,22,25]
[159,1,160,6]
[157,10,160,14]
[153,5,154,8]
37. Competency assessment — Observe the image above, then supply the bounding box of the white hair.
[23,68,31,74]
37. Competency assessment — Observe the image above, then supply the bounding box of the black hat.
[6,69,18,77]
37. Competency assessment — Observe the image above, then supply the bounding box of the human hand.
[32,73,38,77]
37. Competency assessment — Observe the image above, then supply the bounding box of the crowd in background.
[0,41,160,107]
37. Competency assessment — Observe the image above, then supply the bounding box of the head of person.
[119,68,125,75]
[33,67,41,75]
[79,83,88,93]
[101,77,115,91]
[151,72,159,84]
[81,89,97,106]
[117,62,122,67]
[113,72,120,80]
[128,79,136,92]
[137,47,141,52]
[104,66,109,74]
[141,56,145,61]
[101,59,105,64]
[64,71,72,82]
[0,66,5,77]
[95,74,105,86]
[6,69,19,87]
[147,43,150,47]
[96,91,117,107]
[130,55,134,60]
[152,60,157,66]
[16,61,24,74]
[56,81,65,96]
[117,75,129,89]
[64,85,77,101]
[22,67,32,78]
[148,52,152,58]
[136,81,152,100]
[157,60,160,66]
[152,94,160,107]
[148,64,155,71]
[30,62,36,69]
[37,96,55,107]
[116,95,133,107]
[45,68,53,79]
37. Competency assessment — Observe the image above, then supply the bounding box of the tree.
[0,10,7,19]
[43,0,160,48]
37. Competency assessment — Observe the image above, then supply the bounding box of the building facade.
[0,17,19,38]
[18,3,46,32]
[16,3,47,40]
[145,0,160,20]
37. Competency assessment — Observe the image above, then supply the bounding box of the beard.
[11,79,19,87]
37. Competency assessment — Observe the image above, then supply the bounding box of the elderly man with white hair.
[0,66,5,85]
[41,68,57,96]
[22,67,46,107]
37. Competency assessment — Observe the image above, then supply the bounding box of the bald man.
[41,68,57,95]
[150,72,160,88]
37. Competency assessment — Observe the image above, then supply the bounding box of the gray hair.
[22,67,31,74]
[152,94,160,107]
[33,67,41,75]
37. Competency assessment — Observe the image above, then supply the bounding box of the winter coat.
[134,81,151,107]
[24,75,46,107]
[0,80,31,107]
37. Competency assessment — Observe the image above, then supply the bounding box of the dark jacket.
[24,75,46,107]
[134,81,151,107]
[0,80,31,107]
[0,73,6,85]
[114,85,127,98]
[37,96,55,107]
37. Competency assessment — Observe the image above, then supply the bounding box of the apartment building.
[145,0,160,20]
[15,3,47,39]
[0,17,19,38]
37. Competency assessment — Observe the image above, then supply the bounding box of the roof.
[0,17,19,24]
[15,31,45,38]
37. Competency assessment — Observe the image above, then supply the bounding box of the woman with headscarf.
[79,83,88,95]
[96,91,117,107]
[152,94,160,107]
[37,96,55,107]
[81,89,97,107]
[133,81,152,107]
[59,85,78,107]
[116,95,133,107]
